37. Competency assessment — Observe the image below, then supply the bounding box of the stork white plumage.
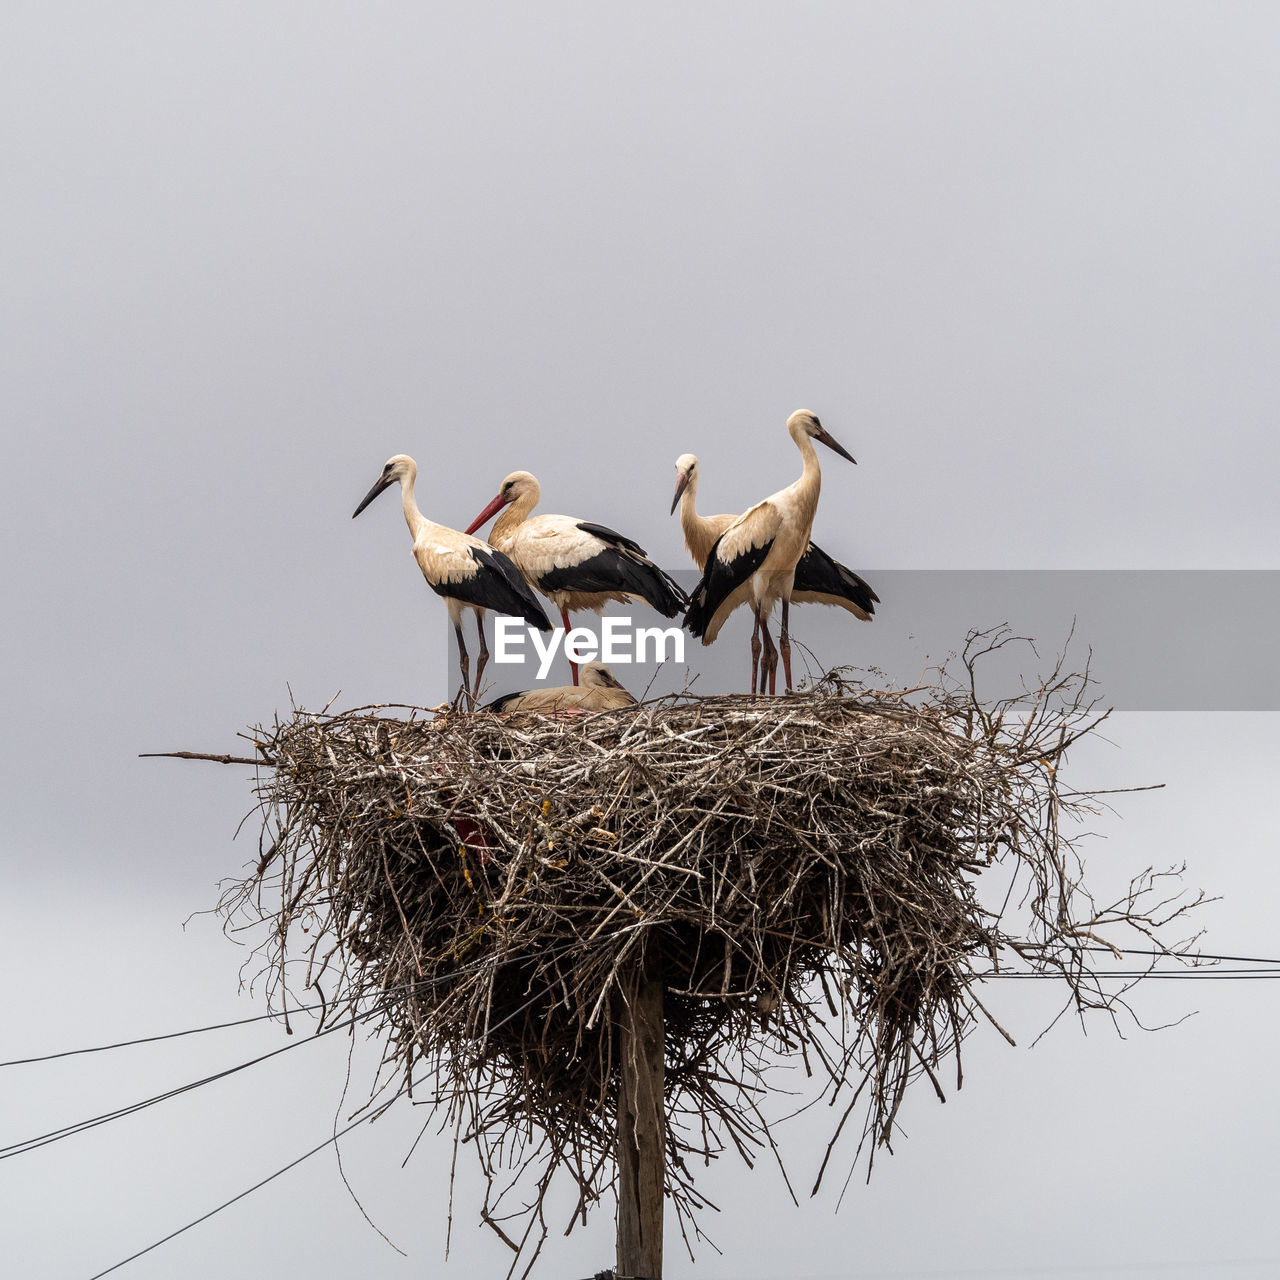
[682,411,864,694]
[352,455,553,706]
[672,451,878,692]
[485,661,638,714]
[465,471,687,684]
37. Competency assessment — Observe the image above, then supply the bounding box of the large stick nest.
[219,631,1199,1267]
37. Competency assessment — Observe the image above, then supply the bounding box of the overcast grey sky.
[3,4,1279,1278]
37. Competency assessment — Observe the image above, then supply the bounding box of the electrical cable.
[6,946,1278,1072]
[1,950,530,1162]
[82,933,627,1280]
[0,1004,381,1162]
[84,1102,390,1280]
[984,969,1280,980]
[58,935,1280,1276]
[0,995,375,1068]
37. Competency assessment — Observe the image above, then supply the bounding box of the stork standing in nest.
[486,661,638,714]
[672,451,877,693]
[683,411,865,694]
[465,471,687,684]
[352,455,552,706]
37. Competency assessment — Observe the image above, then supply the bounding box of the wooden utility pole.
[616,964,665,1279]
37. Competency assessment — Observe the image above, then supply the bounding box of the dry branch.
[216,629,1201,1272]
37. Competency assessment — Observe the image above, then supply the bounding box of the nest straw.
[217,630,1201,1270]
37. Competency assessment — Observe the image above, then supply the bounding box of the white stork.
[671,451,878,692]
[352,455,552,706]
[485,661,638,714]
[465,471,687,684]
[682,411,863,694]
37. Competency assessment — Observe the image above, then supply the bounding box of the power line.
[85,1098,393,1280]
[0,996,364,1069]
[984,969,1280,980]
[978,946,1280,982]
[0,1004,381,1163]
[83,940,614,1280]
[9,945,1278,1073]
[1079,946,1280,966]
[4,945,1272,1173]
[1,954,513,1163]
[6,946,1277,1074]
[56,935,1280,1278]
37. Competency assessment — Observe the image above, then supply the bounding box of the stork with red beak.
[465,471,686,684]
[352,455,552,706]
[683,411,866,694]
[671,450,877,693]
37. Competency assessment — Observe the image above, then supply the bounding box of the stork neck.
[399,471,427,538]
[792,428,822,505]
[679,475,717,569]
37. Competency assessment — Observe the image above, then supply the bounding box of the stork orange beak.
[352,474,395,518]
[815,427,856,465]
[464,492,510,536]
[669,470,690,516]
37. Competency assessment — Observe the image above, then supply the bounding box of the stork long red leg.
[779,597,793,693]
[749,612,762,695]
[559,607,579,685]
[756,607,777,695]
[473,612,489,703]
[454,622,473,709]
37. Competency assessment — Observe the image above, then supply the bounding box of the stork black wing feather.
[429,545,553,631]
[683,533,773,639]
[538,538,689,618]
[574,521,648,558]
[484,689,526,712]
[793,543,879,617]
